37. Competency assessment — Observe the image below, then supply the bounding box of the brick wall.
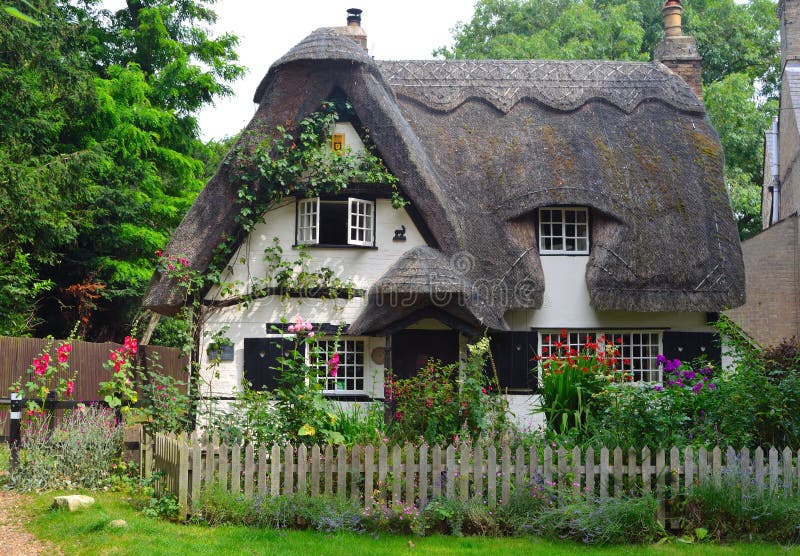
[663,59,703,99]
[780,0,800,71]
[726,215,800,346]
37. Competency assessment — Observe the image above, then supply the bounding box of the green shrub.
[12,405,123,491]
[195,485,255,526]
[420,497,498,536]
[684,472,800,542]
[531,494,663,545]
[252,494,364,533]
[204,388,288,447]
[386,336,508,445]
[537,333,631,435]
[327,402,388,445]
[495,479,557,534]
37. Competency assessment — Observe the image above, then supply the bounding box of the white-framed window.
[308,338,366,394]
[539,207,589,254]
[297,198,319,245]
[539,330,662,382]
[295,197,375,247]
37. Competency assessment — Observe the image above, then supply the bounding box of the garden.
[5,316,800,553]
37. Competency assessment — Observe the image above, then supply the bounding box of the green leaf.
[2,5,40,25]
[297,423,316,436]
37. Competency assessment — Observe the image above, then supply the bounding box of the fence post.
[8,393,22,474]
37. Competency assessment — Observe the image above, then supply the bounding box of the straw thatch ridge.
[143,28,745,327]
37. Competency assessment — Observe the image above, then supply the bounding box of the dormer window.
[538,207,589,254]
[296,197,375,247]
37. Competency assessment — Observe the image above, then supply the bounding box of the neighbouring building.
[727,0,800,346]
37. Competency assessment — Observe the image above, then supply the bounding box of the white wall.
[506,256,711,331]
[201,189,427,398]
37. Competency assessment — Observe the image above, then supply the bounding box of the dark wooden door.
[391,329,460,378]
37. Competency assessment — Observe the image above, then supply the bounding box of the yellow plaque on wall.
[331,133,345,153]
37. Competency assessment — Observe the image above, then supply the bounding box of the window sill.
[539,252,590,257]
[294,244,378,250]
[322,393,375,402]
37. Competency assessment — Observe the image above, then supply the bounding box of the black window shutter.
[662,332,722,367]
[488,332,537,391]
[243,337,291,391]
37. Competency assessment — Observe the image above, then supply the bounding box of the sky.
[165,1,478,140]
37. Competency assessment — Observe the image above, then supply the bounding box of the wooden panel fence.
[150,433,800,524]
[0,337,188,438]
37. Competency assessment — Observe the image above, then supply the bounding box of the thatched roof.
[143,28,745,329]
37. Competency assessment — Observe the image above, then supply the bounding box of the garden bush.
[530,493,664,545]
[13,405,123,491]
[386,336,509,445]
[537,332,631,436]
[420,497,499,536]
[683,469,800,543]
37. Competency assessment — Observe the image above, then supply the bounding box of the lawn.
[21,491,800,556]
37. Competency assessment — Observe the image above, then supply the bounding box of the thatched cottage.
[144,5,745,421]
[728,0,800,346]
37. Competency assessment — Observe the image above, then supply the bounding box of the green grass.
[22,491,800,556]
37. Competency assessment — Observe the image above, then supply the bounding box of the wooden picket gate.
[150,432,800,524]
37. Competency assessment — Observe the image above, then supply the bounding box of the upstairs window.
[539,207,589,254]
[296,197,375,247]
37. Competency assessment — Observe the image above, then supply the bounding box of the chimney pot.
[655,0,702,99]
[663,0,683,37]
[347,8,362,26]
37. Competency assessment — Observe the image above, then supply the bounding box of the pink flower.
[328,353,340,377]
[66,381,74,397]
[287,324,296,333]
[308,331,315,338]
[156,250,163,257]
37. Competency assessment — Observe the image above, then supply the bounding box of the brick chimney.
[779,0,800,71]
[333,8,368,51]
[654,0,703,99]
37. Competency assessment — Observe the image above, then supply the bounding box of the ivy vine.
[201,100,405,296]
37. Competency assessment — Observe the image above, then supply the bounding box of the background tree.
[437,0,778,238]
[0,0,242,340]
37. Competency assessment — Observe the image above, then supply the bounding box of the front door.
[390,329,460,378]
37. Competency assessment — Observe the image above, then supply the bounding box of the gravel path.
[0,489,60,556]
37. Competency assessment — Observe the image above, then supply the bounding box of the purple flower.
[657,354,667,365]
[692,382,703,392]
[683,370,696,381]
[653,384,663,391]
[708,383,716,390]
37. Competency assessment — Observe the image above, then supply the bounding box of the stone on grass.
[108,519,128,529]
[52,495,95,511]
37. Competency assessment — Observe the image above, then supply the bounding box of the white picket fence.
[148,431,800,524]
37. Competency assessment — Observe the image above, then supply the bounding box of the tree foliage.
[437,0,778,239]
[0,0,243,339]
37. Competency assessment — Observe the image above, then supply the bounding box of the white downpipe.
[770,116,781,225]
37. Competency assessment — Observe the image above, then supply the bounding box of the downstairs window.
[538,330,662,382]
[308,338,366,394]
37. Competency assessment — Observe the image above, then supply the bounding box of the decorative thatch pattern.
[377,59,704,114]
[143,28,745,329]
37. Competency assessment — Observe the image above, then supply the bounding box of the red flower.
[394,411,403,421]
[542,347,549,354]
[156,250,163,257]
[623,358,631,366]
[543,335,550,343]
[616,337,623,344]
[66,381,74,397]
[560,328,568,339]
